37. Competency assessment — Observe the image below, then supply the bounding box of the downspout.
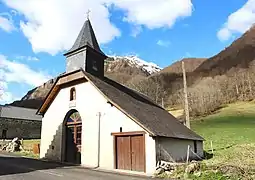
[96,112,101,168]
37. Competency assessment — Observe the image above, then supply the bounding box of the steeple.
[64,19,105,56]
[64,16,107,77]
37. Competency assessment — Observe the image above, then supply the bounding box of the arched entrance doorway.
[64,110,82,164]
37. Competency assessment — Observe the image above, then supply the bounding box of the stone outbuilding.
[0,105,42,139]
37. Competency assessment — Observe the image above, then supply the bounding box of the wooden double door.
[115,133,145,172]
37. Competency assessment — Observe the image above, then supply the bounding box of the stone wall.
[0,118,41,139]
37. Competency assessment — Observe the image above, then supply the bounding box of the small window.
[2,129,7,139]
[70,87,76,101]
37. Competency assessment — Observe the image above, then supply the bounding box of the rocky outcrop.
[1,137,22,152]
[9,78,57,109]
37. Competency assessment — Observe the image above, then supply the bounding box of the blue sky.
[0,0,254,104]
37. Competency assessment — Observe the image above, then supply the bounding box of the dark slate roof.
[64,19,105,56]
[82,70,204,141]
[0,105,42,121]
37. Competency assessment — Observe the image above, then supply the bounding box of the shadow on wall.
[43,123,63,162]
[156,145,175,163]
[156,139,204,163]
[43,122,80,164]
[0,155,76,176]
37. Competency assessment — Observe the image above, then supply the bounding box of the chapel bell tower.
[64,14,107,77]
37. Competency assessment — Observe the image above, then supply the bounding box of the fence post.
[186,145,190,164]
[210,141,214,154]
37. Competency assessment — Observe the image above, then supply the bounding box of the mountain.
[10,78,57,109]
[159,25,255,77]
[8,56,162,109]
[160,58,207,74]
[105,56,162,75]
[104,55,161,84]
[141,25,255,111]
[195,25,255,75]
[9,25,255,111]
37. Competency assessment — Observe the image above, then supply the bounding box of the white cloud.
[16,55,39,62]
[0,83,21,104]
[0,55,51,104]
[3,0,193,55]
[0,13,15,32]
[182,23,189,28]
[218,28,232,41]
[217,0,255,41]
[0,68,16,104]
[0,91,17,104]
[184,52,192,57]
[0,55,51,87]
[0,77,20,104]
[157,40,171,47]
[111,0,193,29]
[131,25,142,37]
[3,0,121,55]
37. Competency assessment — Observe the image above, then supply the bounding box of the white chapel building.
[37,16,204,175]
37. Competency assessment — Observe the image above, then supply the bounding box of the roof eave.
[64,45,107,58]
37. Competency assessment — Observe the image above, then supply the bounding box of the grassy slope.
[191,101,255,177]
[192,101,255,150]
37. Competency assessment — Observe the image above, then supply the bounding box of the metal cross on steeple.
[86,9,91,20]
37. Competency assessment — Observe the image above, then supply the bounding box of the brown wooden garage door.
[114,132,145,172]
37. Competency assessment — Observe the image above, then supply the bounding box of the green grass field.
[18,139,41,159]
[192,101,255,150]
[189,101,255,179]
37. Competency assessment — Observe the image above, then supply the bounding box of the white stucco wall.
[40,87,70,161]
[40,81,156,174]
[156,137,203,162]
[98,104,156,174]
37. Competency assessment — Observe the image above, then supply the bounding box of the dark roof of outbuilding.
[81,70,204,141]
[0,105,42,121]
[64,19,105,56]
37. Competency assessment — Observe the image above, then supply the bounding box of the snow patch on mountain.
[110,55,162,74]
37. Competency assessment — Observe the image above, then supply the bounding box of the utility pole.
[182,61,190,129]
[155,84,159,104]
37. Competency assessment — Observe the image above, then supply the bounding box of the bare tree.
[126,75,165,105]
